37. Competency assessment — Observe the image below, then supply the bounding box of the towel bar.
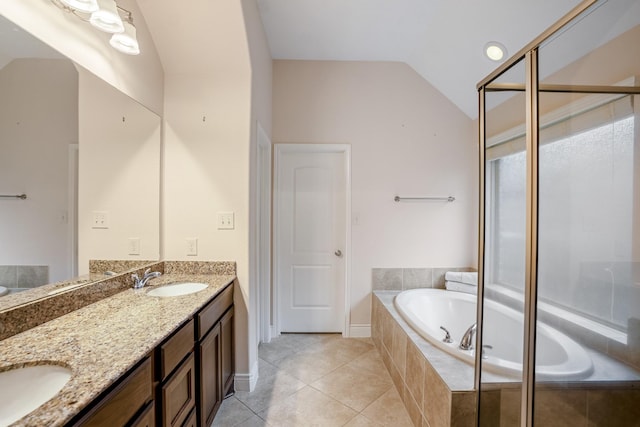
[394,196,455,202]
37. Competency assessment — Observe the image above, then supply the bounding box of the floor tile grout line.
[241,335,409,427]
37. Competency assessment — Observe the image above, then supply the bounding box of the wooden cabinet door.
[198,322,221,427]
[161,353,196,427]
[182,409,197,427]
[130,402,154,427]
[220,307,234,397]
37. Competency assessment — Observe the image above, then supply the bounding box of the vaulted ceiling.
[256,0,584,118]
[3,0,637,120]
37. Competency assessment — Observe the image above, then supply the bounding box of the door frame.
[256,123,272,344]
[272,143,352,337]
[68,143,79,278]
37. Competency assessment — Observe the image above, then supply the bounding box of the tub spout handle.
[439,326,453,343]
[459,323,477,350]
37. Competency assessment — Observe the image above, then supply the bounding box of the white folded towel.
[444,271,477,286]
[445,281,477,294]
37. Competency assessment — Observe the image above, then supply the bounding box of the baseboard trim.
[349,324,371,338]
[234,359,259,392]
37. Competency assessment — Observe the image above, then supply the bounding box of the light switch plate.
[91,211,109,229]
[128,238,140,255]
[217,212,234,230]
[186,238,198,256]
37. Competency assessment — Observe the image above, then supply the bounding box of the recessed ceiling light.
[484,41,507,62]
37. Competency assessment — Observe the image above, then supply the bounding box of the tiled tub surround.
[0,266,236,427]
[374,291,640,427]
[374,266,640,372]
[0,265,49,291]
[373,267,476,291]
[372,291,476,427]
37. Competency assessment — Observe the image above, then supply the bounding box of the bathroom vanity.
[0,262,236,427]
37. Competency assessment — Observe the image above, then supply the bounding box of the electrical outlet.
[91,211,109,229]
[128,238,140,255]
[217,212,234,230]
[186,238,198,256]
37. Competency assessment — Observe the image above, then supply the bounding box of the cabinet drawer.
[196,283,233,339]
[160,318,194,380]
[76,357,152,427]
[161,352,196,427]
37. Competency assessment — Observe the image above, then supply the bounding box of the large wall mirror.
[0,14,161,311]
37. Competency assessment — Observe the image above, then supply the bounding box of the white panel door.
[276,146,347,333]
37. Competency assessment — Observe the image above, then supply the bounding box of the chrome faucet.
[132,268,162,289]
[439,326,453,343]
[459,323,477,350]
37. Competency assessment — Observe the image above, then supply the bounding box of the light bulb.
[90,0,124,33]
[110,21,140,55]
[484,42,507,62]
[60,0,99,13]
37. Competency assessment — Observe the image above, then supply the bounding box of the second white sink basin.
[0,364,72,425]
[147,282,208,297]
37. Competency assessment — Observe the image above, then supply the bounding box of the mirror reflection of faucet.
[482,344,493,359]
[131,268,162,289]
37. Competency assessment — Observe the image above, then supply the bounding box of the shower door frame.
[475,0,640,425]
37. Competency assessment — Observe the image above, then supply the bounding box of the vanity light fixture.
[484,41,507,62]
[60,0,98,14]
[110,20,140,55]
[90,0,124,33]
[50,0,140,55]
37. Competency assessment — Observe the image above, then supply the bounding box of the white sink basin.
[0,364,72,425]
[147,282,208,297]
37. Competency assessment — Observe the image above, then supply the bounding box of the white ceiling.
[5,1,634,120]
[256,0,584,118]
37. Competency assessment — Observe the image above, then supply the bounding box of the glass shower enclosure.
[476,0,640,425]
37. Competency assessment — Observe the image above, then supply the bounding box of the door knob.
[334,250,342,257]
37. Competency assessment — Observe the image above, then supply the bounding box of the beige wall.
[161,0,260,388]
[273,60,477,327]
[242,0,273,377]
[0,0,164,114]
[0,58,78,282]
[77,69,161,273]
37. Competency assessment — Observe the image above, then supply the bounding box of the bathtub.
[394,288,593,380]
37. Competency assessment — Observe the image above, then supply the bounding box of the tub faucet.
[132,268,162,289]
[439,326,453,343]
[459,323,477,350]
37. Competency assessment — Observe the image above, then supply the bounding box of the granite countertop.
[0,274,99,312]
[0,273,235,427]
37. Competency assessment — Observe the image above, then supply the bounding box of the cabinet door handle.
[334,250,342,257]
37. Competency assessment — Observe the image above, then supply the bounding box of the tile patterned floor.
[213,334,413,427]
